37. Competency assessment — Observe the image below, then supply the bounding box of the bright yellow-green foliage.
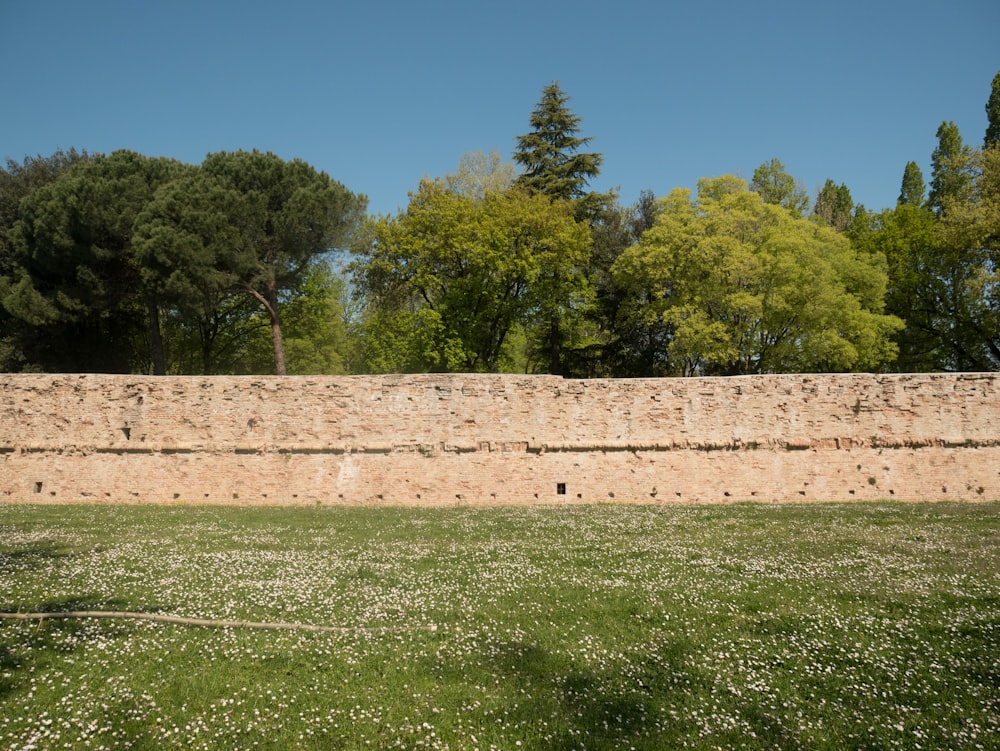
[854,145,1000,372]
[612,177,902,375]
[353,182,591,373]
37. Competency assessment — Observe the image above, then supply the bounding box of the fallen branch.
[0,611,437,633]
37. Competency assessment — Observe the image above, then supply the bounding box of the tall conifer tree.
[513,83,603,202]
[898,161,926,207]
[985,70,1000,148]
[512,83,605,375]
[928,121,974,213]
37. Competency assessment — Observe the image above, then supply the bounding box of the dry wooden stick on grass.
[0,611,437,633]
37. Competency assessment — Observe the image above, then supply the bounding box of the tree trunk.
[548,316,562,375]
[146,299,166,375]
[268,282,287,376]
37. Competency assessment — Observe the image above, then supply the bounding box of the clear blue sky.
[2,0,998,217]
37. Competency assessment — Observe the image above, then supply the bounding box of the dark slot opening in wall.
[33,481,42,494]
[121,427,131,441]
[556,482,566,495]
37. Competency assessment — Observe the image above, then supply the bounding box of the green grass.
[1,502,999,750]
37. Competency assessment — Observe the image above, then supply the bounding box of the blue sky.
[2,0,998,218]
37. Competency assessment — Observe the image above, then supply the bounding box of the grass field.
[1,501,998,750]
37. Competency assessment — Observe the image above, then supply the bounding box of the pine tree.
[513,83,603,202]
[813,180,854,231]
[897,161,926,207]
[928,121,974,213]
[985,70,1000,148]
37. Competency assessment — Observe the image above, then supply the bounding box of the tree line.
[2,74,999,376]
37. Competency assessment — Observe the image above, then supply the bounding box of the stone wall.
[2,372,998,505]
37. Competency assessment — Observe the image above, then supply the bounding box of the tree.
[513,83,603,205]
[439,150,516,201]
[513,83,608,373]
[985,70,1000,148]
[134,168,257,374]
[586,190,665,376]
[928,121,974,213]
[813,179,855,231]
[935,144,1000,367]
[199,151,366,375]
[750,158,809,217]
[852,146,1000,371]
[0,148,90,371]
[273,263,353,374]
[898,161,926,207]
[352,181,590,373]
[611,177,901,376]
[3,151,182,373]
[851,203,947,370]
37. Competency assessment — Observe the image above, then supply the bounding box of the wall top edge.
[2,372,996,385]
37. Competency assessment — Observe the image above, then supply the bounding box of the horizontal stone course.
[1,372,998,504]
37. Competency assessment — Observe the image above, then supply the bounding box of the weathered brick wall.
[2,372,998,505]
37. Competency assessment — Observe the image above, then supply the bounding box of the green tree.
[134,168,257,373]
[750,158,810,217]
[851,203,946,370]
[928,121,974,213]
[274,263,352,374]
[513,83,603,205]
[898,161,927,207]
[852,146,1000,371]
[3,151,182,373]
[586,190,665,376]
[352,181,590,373]
[813,179,855,231]
[0,148,90,371]
[985,70,1000,148]
[440,150,517,201]
[198,150,366,375]
[936,144,1000,366]
[513,83,608,373]
[612,177,901,376]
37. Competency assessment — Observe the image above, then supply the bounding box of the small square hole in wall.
[556,482,566,495]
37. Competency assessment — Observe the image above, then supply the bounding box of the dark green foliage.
[512,83,609,374]
[853,146,1000,371]
[1,148,364,375]
[812,179,854,231]
[2,151,182,373]
[897,161,926,207]
[985,70,1000,148]
[0,149,91,371]
[928,121,974,214]
[196,150,367,375]
[513,82,603,204]
[584,190,668,377]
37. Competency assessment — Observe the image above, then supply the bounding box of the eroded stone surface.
[2,373,998,504]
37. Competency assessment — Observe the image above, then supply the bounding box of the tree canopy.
[513,83,603,205]
[611,177,901,376]
[898,161,926,207]
[4,72,1000,377]
[352,181,590,373]
[750,158,809,218]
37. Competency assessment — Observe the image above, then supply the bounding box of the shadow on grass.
[0,594,139,701]
[0,541,72,576]
[480,637,701,751]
